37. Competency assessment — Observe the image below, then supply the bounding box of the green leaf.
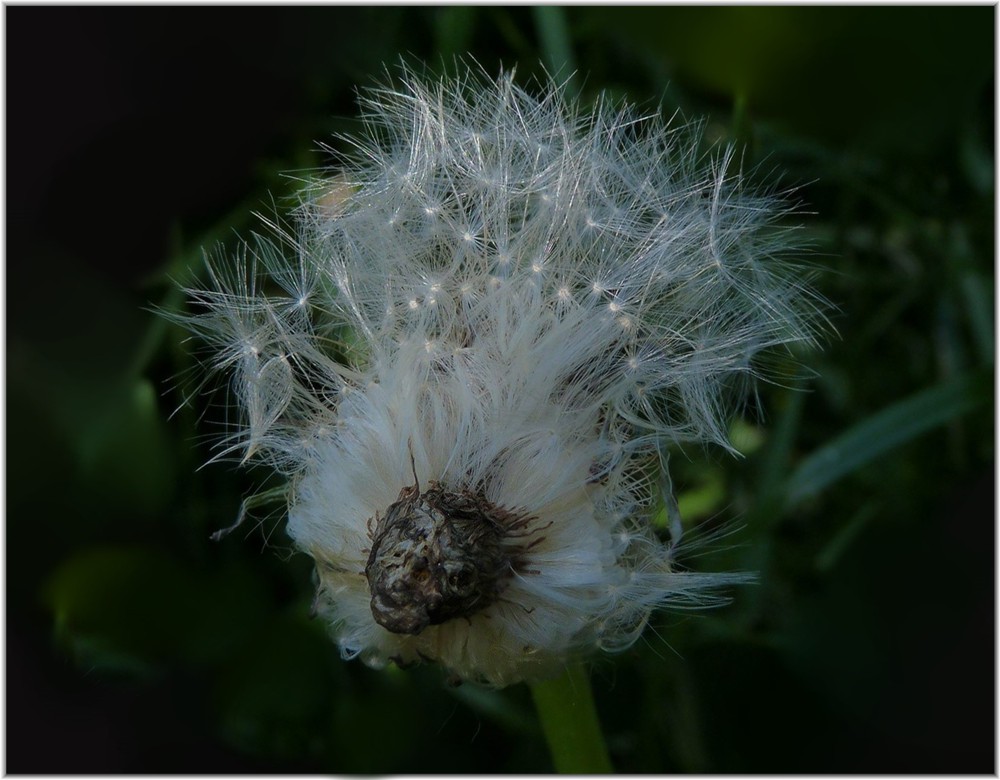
[44,547,273,673]
[675,470,726,523]
[533,7,577,87]
[753,389,806,520]
[8,271,177,518]
[433,7,478,57]
[448,683,539,736]
[213,614,336,762]
[73,378,176,516]
[785,371,990,506]
[730,418,766,456]
[45,547,197,672]
[814,503,879,574]
[959,270,994,366]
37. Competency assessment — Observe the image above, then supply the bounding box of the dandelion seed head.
[177,64,825,687]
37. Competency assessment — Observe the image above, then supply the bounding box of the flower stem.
[530,664,614,773]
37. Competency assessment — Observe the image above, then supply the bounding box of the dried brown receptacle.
[365,472,538,635]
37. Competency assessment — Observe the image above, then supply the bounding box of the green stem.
[530,664,614,773]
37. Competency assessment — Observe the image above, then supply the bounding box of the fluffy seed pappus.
[176,64,825,687]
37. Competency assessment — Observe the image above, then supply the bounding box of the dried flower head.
[180,65,822,687]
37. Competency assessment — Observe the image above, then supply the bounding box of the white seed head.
[178,65,823,687]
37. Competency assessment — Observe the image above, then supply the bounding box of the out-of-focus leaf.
[729,418,766,457]
[583,7,993,153]
[785,371,990,506]
[754,390,806,516]
[959,271,994,367]
[675,470,726,523]
[8,252,177,517]
[433,7,478,58]
[959,123,994,196]
[329,671,424,772]
[213,614,336,763]
[44,547,273,673]
[448,683,539,736]
[73,378,176,516]
[534,6,577,86]
[45,547,197,673]
[780,496,992,760]
[814,503,879,574]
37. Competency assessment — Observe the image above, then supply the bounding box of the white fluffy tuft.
[180,65,823,686]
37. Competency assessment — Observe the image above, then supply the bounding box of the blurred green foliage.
[8,6,993,772]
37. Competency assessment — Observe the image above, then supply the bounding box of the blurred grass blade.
[960,270,994,365]
[754,390,806,524]
[814,503,879,573]
[448,684,539,736]
[433,7,477,58]
[533,7,577,88]
[731,90,753,158]
[785,370,990,506]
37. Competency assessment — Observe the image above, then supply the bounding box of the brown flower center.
[365,480,532,635]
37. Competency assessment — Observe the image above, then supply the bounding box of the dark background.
[7,7,994,772]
